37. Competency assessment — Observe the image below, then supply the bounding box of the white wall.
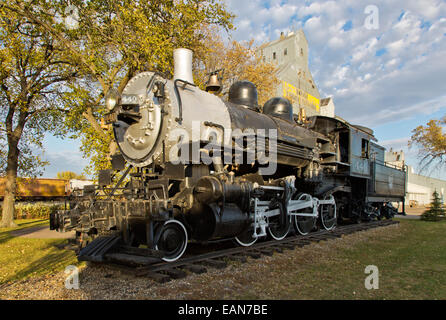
[320,99,335,117]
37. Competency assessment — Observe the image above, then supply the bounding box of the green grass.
[0,219,80,285]
[229,219,446,299]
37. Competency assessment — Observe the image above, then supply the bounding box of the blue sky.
[41,0,446,179]
[41,134,89,178]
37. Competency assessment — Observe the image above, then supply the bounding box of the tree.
[421,191,445,221]
[0,1,77,227]
[409,116,446,170]
[194,26,279,106]
[56,171,86,180]
[1,0,234,226]
[11,0,235,175]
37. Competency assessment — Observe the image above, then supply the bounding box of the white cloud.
[42,150,89,178]
[304,16,322,31]
[385,58,399,68]
[298,2,322,17]
[380,137,410,151]
[267,4,299,25]
[224,0,446,131]
[351,37,378,62]
[327,36,344,48]
[387,39,405,55]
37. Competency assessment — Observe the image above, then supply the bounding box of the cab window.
[361,139,369,158]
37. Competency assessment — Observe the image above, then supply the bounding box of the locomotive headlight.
[105,89,120,111]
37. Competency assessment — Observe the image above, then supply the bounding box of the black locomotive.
[51,48,405,262]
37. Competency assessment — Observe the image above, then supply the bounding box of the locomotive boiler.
[51,48,406,263]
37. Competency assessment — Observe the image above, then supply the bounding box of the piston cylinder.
[187,202,249,240]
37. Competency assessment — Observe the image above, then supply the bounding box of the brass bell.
[206,72,222,93]
[298,107,307,123]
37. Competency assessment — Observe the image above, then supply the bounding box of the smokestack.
[173,48,194,84]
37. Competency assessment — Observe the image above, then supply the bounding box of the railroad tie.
[118,245,164,258]
[104,253,161,267]
[163,268,187,279]
[182,264,207,274]
[134,267,151,277]
[146,272,171,283]
[229,255,247,263]
[244,251,261,259]
[307,237,323,242]
[198,259,227,269]
[279,243,296,250]
[320,234,339,240]
[272,246,283,253]
[293,240,311,247]
[258,248,274,256]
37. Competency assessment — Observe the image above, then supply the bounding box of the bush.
[421,191,445,221]
[0,202,66,220]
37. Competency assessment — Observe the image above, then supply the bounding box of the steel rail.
[93,219,399,282]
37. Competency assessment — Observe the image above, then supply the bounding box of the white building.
[320,97,335,118]
[68,179,94,192]
[405,166,445,206]
[256,30,336,117]
[385,149,446,206]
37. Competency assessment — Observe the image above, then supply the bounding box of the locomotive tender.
[51,49,405,262]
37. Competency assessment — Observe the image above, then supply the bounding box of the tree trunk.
[1,142,19,228]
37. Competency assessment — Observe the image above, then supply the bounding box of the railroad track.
[96,219,398,283]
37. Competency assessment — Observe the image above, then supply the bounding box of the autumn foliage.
[194,26,279,106]
[0,0,234,226]
[56,171,86,180]
[409,116,446,168]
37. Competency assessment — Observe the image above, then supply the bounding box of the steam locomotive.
[51,49,406,262]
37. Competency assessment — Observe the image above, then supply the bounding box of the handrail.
[373,158,406,171]
[173,79,196,124]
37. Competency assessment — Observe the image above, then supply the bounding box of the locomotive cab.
[306,116,351,170]
[307,115,405,222]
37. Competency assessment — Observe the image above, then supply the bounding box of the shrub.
[0,202,66,220]
[421,191,445,221]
